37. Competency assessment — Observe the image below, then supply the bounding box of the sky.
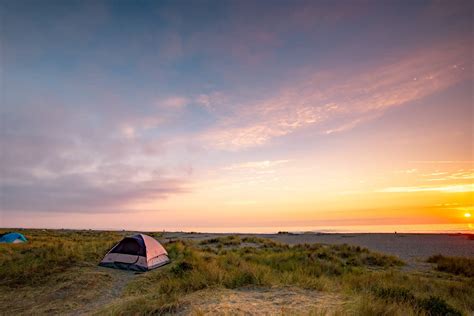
[0,0,473,232]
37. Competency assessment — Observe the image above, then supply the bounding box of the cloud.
[409,161,474,164]
[196,92,228,113]
[378,184,474,193]
[225,200,258,206]
[200,39,471,150]
[421,170,474,182]
[1,171,187,213]
[120,125,136,139]
[377,168,474,194]
[222,160,290,171]
[160,96,189,109]
[0,96,190,214]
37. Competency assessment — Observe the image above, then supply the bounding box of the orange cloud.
[378,184,474,193]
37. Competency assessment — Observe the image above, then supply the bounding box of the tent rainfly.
[0,232,28,243]
[99,234,170,271]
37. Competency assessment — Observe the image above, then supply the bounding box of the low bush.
[427,254,474,277]
[373,286,415,303]
[372,286,462,316]
[418,296,462,316]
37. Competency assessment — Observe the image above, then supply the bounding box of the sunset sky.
[1,0,472,232]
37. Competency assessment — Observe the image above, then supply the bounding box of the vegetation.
[0,229,124,314]
[427,254,474,277]
[0,229,472,315]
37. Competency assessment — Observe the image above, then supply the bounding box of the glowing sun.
[465,213,472,218]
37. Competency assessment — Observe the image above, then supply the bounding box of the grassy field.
[0,229,472,315]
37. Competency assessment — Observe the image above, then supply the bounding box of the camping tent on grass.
[99,234,170,271]
[0,232,28,243]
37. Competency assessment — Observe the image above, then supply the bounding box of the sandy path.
[177,287,344,315]
[72,269,137,315]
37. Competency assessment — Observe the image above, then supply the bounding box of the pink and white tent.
[99,234,170,271]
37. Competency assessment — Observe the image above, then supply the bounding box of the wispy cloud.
[421,170,474,182]
[225,200,258,206]
[409,161,474,164]
[201,40,471,150]
[0,96,190,214]
[159,96,189,109]
[378,184,474,193]
[1,165,189,213]
[222,160,290,171]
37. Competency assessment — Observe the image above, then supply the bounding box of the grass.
[105,237,472,315]
[0,230,473,315]
[371,286,462,315]
[0,229,125,314]
[427,254,474,277]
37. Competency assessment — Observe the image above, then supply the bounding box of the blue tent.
[0,232,28,243]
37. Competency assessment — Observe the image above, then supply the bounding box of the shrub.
[373,286,415,303]
[370,286,462,316]
[427,255,474,277]
[199,238,220,245]
[418,296,462,316]
[171,261,194,276]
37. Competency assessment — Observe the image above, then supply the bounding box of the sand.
[270,233,473,259]
[177,287,344,315]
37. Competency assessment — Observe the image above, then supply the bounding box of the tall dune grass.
[427,254,474,277]
[104,237,472,315]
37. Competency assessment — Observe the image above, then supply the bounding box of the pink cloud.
[200,39,471,150]
[160,96,189,108]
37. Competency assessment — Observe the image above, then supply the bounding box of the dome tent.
[0,232,28,243]
[99,234,170,271]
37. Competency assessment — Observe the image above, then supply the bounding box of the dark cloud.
[0,95,189,214]
[1,172,187,213]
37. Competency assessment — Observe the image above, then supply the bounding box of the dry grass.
[103,237,471,315]
[0,229,123,314]
[427,254,474,277]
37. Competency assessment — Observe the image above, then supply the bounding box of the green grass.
[1,230,472,315]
